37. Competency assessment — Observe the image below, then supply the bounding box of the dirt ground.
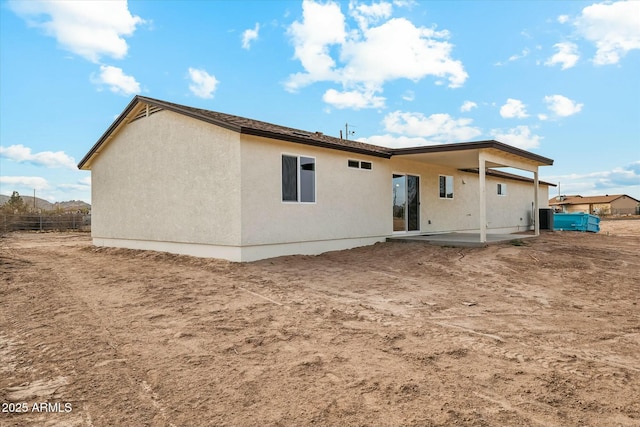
[1,220,639,427]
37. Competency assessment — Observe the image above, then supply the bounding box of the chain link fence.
[1,213,91,234]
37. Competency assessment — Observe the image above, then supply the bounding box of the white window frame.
[497,183,507,196]
[281,153,316,204]
[439,175,454,199]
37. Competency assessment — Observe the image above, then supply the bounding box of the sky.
[1,0,639,204]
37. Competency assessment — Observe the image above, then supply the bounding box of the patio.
[387,232,537,247]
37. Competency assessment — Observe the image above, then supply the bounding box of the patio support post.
[479,154,487,243]
[534,169,540,236]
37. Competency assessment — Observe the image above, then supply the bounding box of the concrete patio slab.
[387,232,537,247]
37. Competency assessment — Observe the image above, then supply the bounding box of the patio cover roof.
[390,141,553,171]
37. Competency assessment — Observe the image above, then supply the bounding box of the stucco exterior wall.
[88,109,552,260]
[564,204,590,214]
[91,110,242,246]
[385,157,550,234]
[238,143,550,248]
[610,197,639,214]
[239,135,390,246]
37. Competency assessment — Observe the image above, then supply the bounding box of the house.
[550,194,640,216]
[78,96,554,262]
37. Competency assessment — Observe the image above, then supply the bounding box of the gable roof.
[549,194,640,205]
[78,95,554,169]
[78,96,391,169]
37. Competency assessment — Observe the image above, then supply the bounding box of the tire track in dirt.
[419,311,638,390]
[1,243,167,426]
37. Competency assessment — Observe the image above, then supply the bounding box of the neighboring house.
[550,194,640,216]
[78,96,554,262]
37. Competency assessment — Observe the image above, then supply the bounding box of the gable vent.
[129,104,163,124]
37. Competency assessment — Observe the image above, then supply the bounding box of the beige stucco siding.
[384,158,549,234]
[609,197,638,214]
[91,110,242,246]
[565,204,590,213]
[482,173,550,231]
[239,135,389,246]
[239,143,550,246]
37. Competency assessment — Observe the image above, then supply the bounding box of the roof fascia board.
[135,96,242,133]
[391,140,554,166]
[78,96,142,169]
[240,128,391,158]
[459,168,557,187]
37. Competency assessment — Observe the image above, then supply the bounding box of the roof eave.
[78,96,244,170]
[459,168,557,187]
[240,128,391,158]
[78,96,142,169]
[391,140,554,166]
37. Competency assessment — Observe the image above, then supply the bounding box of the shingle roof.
[135,97,393,158]
[78,95,554,169]
[549,194,640,205]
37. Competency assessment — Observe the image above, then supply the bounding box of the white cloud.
[595,162,640,189]
[460,100,477,112]
[340,18,467,88]
[544,161,640,195]
[382,110,482,142]
[187,68,219,99]
[490,125,542,150]
[59,176,92,192]
[286,0,467,108]
[544,94,583,117]
[557,15,570,24]
[322,88,385,109]
[242,23,260,49]
[8,0,144,62]
[495,48,529,66]
[393,0,418,7]
[500,98,529,119]
[349,1,393,29]
[0,144,77,169]
[402,90,415,101]
[509,48,529,62]
[92,65,140,96]
[575,1,640,65]
[286,0,346,89]
[545,42,580,70]
[0,176,50,191]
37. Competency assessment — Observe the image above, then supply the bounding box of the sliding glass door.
[392,174,420,232]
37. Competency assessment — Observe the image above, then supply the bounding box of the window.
[347,159,373,170]
[282,155,315,203]
[299,156,315,203]
[497,183,507,196]
[439,175,454,199]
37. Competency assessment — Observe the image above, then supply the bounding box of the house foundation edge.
[92,236,388,262]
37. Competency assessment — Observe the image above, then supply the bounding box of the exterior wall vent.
[129,104,163,124]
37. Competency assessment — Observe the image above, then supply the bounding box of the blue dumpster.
[553,213,600,232]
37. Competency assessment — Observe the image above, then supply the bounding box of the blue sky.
[1,0,639,204]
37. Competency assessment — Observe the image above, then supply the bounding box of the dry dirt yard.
[1,220,639,427]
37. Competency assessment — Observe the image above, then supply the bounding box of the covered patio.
[390,140,554,243]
